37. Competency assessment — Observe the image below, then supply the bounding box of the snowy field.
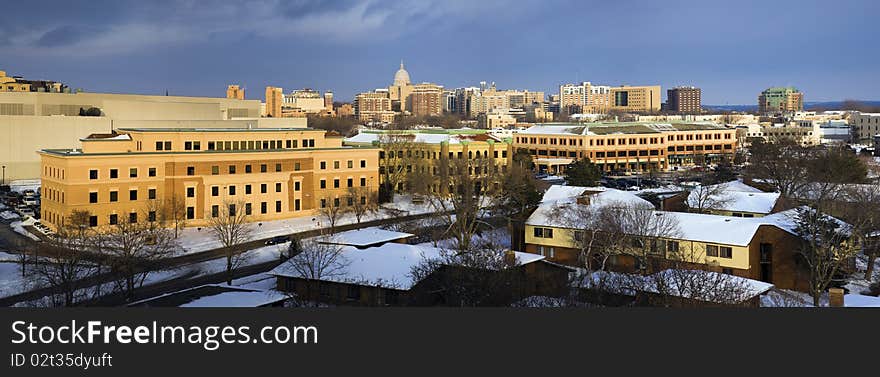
[173,195,436,255]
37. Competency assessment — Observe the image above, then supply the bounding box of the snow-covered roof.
[721,180,764,193]
[576,269,773,302]
[519,124,591,135]
[319,227,414,247]
[527,185,654,227]
[687,184,780,214]
[179,290,288,308]
[269,243,545,290]
[844,294,880,307]
[649,269,774,299]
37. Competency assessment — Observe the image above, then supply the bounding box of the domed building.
[388,60,414,112]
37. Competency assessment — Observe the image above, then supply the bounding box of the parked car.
[21,197,37,206]
[18,208,35,218]
[22,189,36,197]
[265,235,290,245]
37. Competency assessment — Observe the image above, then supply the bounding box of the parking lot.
[0,185,54,245]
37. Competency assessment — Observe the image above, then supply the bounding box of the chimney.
[828,288,844,307]
[503,250,517,265]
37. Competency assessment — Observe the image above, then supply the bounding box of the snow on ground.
[173,195,435,255]
[10,221,40,241]
[0,261,25,299]
[1,211,20,220]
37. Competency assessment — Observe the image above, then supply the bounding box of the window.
[89,216,98,227]
[347,160,353,169]
[533,227,553,238]
[211,205,219,218]
[245,185,252,195]
[164,141,171,151]
[706,244,719,257]
[333,197,340,207]
[228,204,236,216]
[186,207,194,220]
[148,188,156,200]
[245,165,252,174]
[320,179,326,189]
[185,141,193,150]
[129,189,138,201]
[148,211,157,222]
[109,214,118,225]
[360,178,366,186]
[110,169,118,179]
[294,162,301,171]
[129,212,138,224]
[260,202,267,214]
[275,182,282,192]
[333,179,340,188]
[156,141,163,151]
[245,203,252,215]
[211,166,219,175]
[187,166,195,176]
[347,178,353,188]
[89,192,98,203]
[212,186,219,196]
[294,182,300,191]
[89,170,98,180]
[228,185,236,195]
[260,164,267,173]
[148,167,156,177]
[110,191,118,202]
[186,187,195,198]
[275,200,282,213]
[294,199,301,211]
[261,184,267,194]
[320,198,327,208]
[538,246,555,258]
[667,241,680,254]
[320,161,326,170]
[360,160,366,168]
[719,246,733,259]
[193,141,201,150]
[275,163,282,172]
[229,165,236,174]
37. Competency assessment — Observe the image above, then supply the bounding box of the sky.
[0,0,877,104]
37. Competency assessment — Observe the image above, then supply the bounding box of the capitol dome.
[393,61,411,86]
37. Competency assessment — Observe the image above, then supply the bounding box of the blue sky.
[0,0,876,104]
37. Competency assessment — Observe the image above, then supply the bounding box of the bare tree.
[347,186,378,224]
[377,132,417,202]
[424,157,502,253]
[206,199,253,285]
[98,206,178,302]
[791,207,858,306]
[409,233,524,306]
[686,183,732,213]
[21,211,103,307]
[842,184,880,280]
[318,199,349,234]
[282,236,350,306]
[641,268,759,307]
[163,194,187,238]
[744,138,812,198]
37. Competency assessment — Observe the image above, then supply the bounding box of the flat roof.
[115,127,318,132]
[318,227,414,247]
[39,145,378,157]
[522,122,727,136]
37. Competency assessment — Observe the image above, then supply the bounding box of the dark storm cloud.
[0,0,877,104]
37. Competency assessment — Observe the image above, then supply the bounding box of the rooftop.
[520,122,727,136]
[114,127,317,133]
[129,285,287,307]
[319,227,414,248]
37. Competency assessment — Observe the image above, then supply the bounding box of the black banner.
[0,308,875,375]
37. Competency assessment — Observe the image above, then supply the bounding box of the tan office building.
[0,91,265,180]
[265,86,283,118]
[610,85,661,113]
[39,127,379,230]
[513,122,736,174]
[226,85,245,100]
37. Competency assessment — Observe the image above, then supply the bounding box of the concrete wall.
[0,116,111,181]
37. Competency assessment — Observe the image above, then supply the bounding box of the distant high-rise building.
[442,90,456,113]
[226,84,245,100]
[355,91,394,122]
[667,86,701,114]
[265,86,283,117]
[609,85,661,113]
[324,92,334,112]
[758,87,803,114]
[559,82,611,114]
[409,83,443,117]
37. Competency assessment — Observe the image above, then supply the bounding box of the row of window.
[540,228,734,259]
[89,167,157,180]
[88,188,156,203]
[380,150,507,160]
[516,133,732,146]
[149,139,319,152]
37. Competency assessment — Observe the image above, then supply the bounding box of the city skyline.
[1,0,878,104]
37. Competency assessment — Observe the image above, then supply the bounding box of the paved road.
[0,211,441,307]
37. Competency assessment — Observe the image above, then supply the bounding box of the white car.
[22,197,37,206]
[18,209,35,218]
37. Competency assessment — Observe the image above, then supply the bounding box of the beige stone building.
[0,91,266,181]
[264,86,283,118]
[39,127,379,230]
[559,82,611,114]
[355,91,394,122]
[850,112,880,143]
[514,122,736,174]
[388,62,414,112]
